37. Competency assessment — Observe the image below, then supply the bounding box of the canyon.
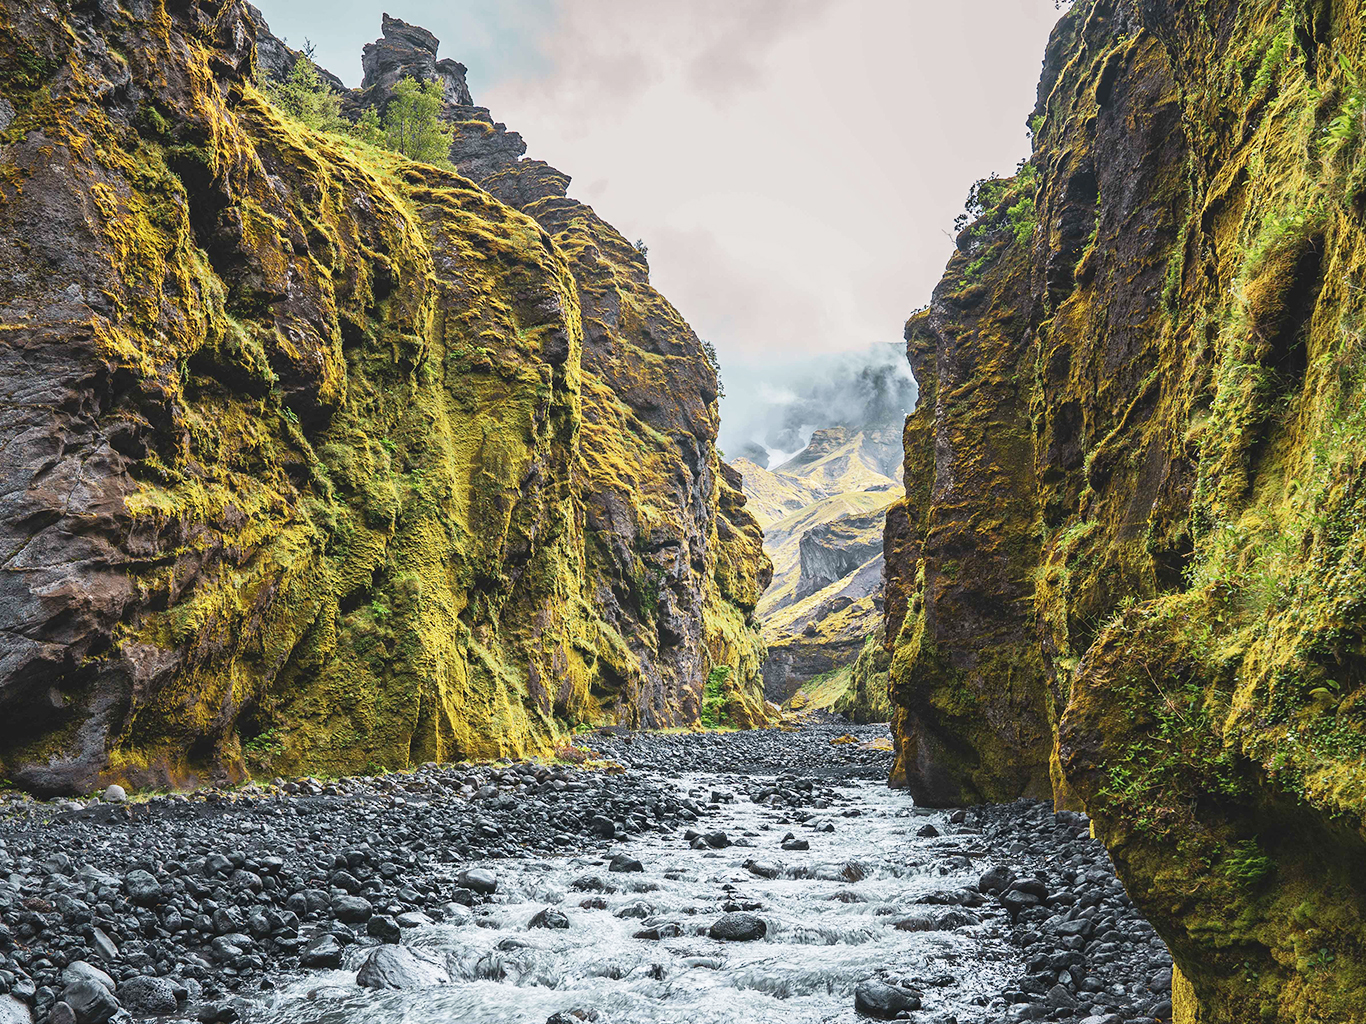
[2,1,1366,1023]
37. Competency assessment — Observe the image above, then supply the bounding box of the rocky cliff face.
[885,0,1366,1020]
[0,1,769,795]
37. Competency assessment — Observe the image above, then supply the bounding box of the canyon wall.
[0,2,769,795]
[885,0,1366,1020]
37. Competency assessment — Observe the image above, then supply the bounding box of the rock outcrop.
[883,0,1366,1020]
[0,1,768,794]
[359,14,472,106]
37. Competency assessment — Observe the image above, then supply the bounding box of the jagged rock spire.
[360,12,472,106]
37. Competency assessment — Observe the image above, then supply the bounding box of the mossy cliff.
[886,0,1366,1019]
[0,2,768,795]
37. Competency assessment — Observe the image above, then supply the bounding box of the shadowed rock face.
[882,0,1366,1019]
[797,509,887,601]
[0,2,769,794]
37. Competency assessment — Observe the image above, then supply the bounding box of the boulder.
[853,979,922,1019]
[356,946,451,990]
[708,912,766,941]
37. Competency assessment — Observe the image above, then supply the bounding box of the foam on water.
[261,778,1018,1024]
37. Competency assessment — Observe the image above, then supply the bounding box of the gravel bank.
[0,724,1171,1024]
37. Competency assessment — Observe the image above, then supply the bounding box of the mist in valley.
[716,342,918,468]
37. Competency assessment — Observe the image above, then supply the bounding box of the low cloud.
[718,342,917,463]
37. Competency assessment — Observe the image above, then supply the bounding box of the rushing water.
[262,774,1020,1024]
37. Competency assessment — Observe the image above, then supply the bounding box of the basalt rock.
[0,2,769,794]
[360,14,472,105]
[883,0,1366,1021]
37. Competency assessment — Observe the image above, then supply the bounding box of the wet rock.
[299,934,345,969]
[893,915,937,932]
[545,1011,599,1024]
[608,854,643,873]
[853,979,922,1019]
[356,946,452,990]
[744,859,782,879]
[633,922,683,940]
[570,874,613,893]
[709,912,766,941]
[61,979,119,1024]
[529,908,570,930]
[457,867,498,895]
[333,896,374,923]
[59,965,113,995]
[1045,983,1079,1008]
[366,915,402,943]
[196,999,241,1023]
[978,865,1015,894]
[916,823,940,838]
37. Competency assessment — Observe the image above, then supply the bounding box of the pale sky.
[257,1,1064,376]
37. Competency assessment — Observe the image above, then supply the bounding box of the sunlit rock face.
[0,2,769,795]
[881,0,1366,1020]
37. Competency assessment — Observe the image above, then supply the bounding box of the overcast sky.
[257,1,1064,375]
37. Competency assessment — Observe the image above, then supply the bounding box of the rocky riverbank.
[0,725,1171,1024]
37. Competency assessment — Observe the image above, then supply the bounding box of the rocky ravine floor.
[0,721,1173,1024]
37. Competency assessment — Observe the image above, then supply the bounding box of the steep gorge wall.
[0,1,768,795]
[886,0,1366,1020]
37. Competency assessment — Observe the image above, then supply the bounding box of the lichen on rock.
[0,1,769,794]
[882,0,1366,1019]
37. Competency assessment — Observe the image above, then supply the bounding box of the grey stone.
[366,915,402,943]
[355,946,451,990]
[299,933,344,969]
[121,870,161,906]
[117,976,177,1016]
[978,865,1016,894]
[744,859,782,879]
[101,785,125,804]
[456,867,497,895]
[62,978,119,1024]
[1045,983,1079,1009]
[708,912,766,941]
[60,964,113,995]
[332,896,373,923]
[528,907,570,930]
[0,995,32,1024]
[853,979,921,1019]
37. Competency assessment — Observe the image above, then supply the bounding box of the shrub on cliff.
[355,77,455,166]
[261,57,343,132]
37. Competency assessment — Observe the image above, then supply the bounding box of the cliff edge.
[885,0,1366,1020]
[0,2,769,794]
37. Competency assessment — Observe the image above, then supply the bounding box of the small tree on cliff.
[263,57,343,132]
[368,77,455,166]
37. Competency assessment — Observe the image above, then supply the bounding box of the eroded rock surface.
[882,0,1366,1020]
[0,3,768,794]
